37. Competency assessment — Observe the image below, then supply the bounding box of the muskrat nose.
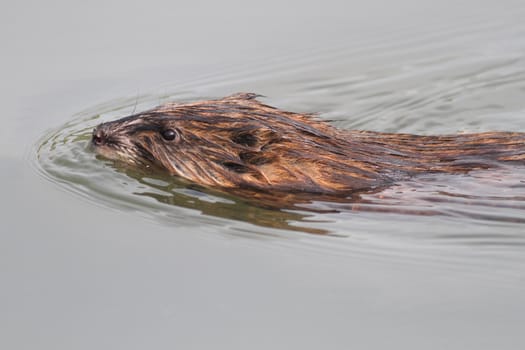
[92,127,106,146]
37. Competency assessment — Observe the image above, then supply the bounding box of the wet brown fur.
[92,93,525,195]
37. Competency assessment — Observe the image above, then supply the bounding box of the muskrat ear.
[231,128,281,148]
[232,132,258,147]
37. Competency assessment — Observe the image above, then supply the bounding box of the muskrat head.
[91,93,386,193]
[91,93,289,190]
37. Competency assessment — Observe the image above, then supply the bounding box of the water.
[3,1,525,349]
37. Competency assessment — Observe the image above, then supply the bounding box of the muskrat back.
[91,93,525,195]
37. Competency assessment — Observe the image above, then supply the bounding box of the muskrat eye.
[161,128,179,141]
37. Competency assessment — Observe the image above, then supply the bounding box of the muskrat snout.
[92,127,106,146]
[90,121,152,165]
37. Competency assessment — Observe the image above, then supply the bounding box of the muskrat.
[91,93,525,196]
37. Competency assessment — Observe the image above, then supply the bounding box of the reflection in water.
[124,167,334,235]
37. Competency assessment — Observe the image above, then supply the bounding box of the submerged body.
[92,93,525,195]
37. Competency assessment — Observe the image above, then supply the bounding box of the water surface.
[4,1,525,349]
[36,14,525,260]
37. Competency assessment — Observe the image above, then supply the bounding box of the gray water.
[3,1,525,349]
